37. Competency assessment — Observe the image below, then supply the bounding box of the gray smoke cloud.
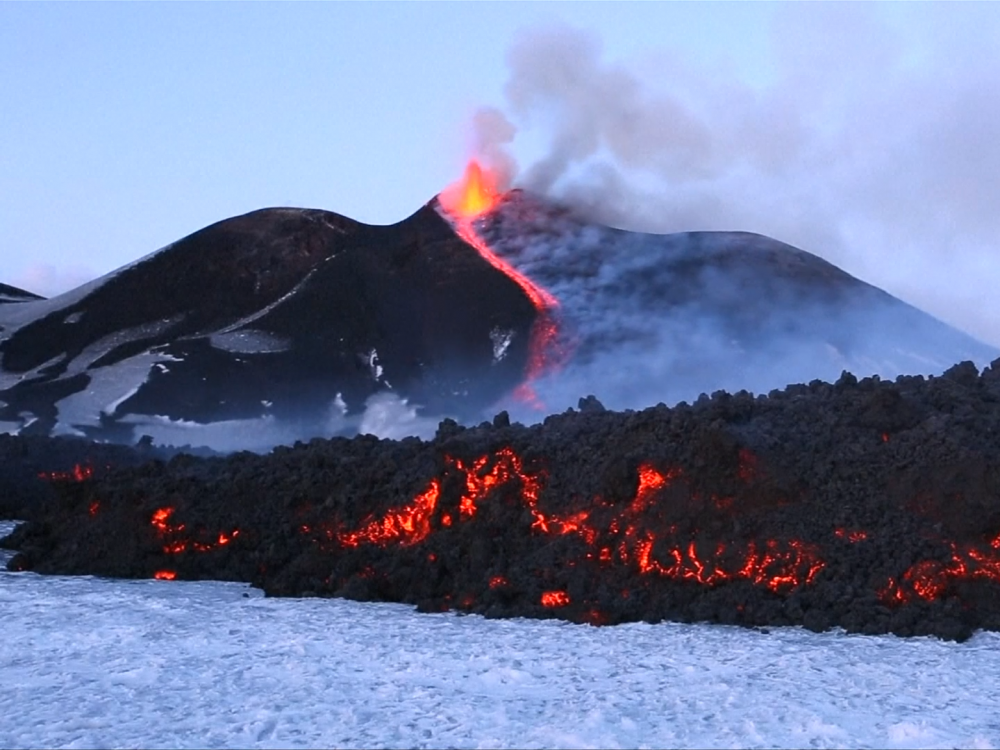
[474,6,1000,347]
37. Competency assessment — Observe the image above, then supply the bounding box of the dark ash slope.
[0,283,44,304]
[0,206,536,441]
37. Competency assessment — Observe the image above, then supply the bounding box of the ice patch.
[491,326,514,363]
[208,330,290,354]
[118,413,312,453]
[53,347,183,432]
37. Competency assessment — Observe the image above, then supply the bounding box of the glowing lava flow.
[879,533,1000,604]
[323,447,826,595]
[149,506,240,557]
[439,160,563,404]
[541,591,571,607]
[337,479,441,548]
[38,463,94,482]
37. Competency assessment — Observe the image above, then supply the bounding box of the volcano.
[0,184,995,449]
[0,205,537,449]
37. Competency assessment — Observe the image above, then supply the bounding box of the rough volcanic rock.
[7,359,1000,641]
[0,434,216,521]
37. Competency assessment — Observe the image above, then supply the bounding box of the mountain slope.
[0,283,43,304]
[0,191,995,449]
[477,191,997,415]
[0,206,536,447]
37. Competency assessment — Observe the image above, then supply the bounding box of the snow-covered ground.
[1,520,998,749]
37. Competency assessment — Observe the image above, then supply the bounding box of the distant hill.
[0,283,44,304]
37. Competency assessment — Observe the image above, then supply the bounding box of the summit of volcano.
[0,177,994,450]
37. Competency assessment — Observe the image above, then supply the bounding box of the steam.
[474,194,996,425]
[473,7,1000,348]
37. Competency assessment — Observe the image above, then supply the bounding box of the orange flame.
[439,160,500,219]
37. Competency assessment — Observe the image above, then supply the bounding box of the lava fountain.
[438,160,564,406]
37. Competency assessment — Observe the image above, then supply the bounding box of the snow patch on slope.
[0,242,176,343]
[209,330,291,354]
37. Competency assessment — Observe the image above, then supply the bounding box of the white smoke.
[473,7,1000,347]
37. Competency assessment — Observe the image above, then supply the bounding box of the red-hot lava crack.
[879,533,1000,604]
[37,463,94,483]
[149,506,241,556]
[303,449,826,596]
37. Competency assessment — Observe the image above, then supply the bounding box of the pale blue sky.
[2,2,999,348]
[1,2,774,285]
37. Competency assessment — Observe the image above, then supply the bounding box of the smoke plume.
[474,7,1000,347]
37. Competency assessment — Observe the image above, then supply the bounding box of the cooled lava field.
[5,359,1000,641]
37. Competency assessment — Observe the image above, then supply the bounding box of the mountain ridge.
[1,192,994,449]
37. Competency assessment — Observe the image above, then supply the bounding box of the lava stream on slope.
[438,161,566,406]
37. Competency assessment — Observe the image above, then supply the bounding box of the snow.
[490,326,515,363]
[0,521,997,749]
[53,348,182,434]
[211,269,317,336]
[116,413,308,454]
[209,329,291,354]
[0,241,175,344]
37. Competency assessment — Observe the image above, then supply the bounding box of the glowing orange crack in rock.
[328,450,826,594]
[541,590,570,607]
[149,506,240,557]
[38,463,94,482]
[879,536,1000,604]
[337,479,442,548]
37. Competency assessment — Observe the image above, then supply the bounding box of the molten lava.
[38,463,94,482]
[314,446,827,597]
[439,160,499,218]
[541,591,570,607]
[337,479,441,548]
[879,537,1000,604]
[149,506,240,558]
[438,160,564,405]
[834,528,868,543]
